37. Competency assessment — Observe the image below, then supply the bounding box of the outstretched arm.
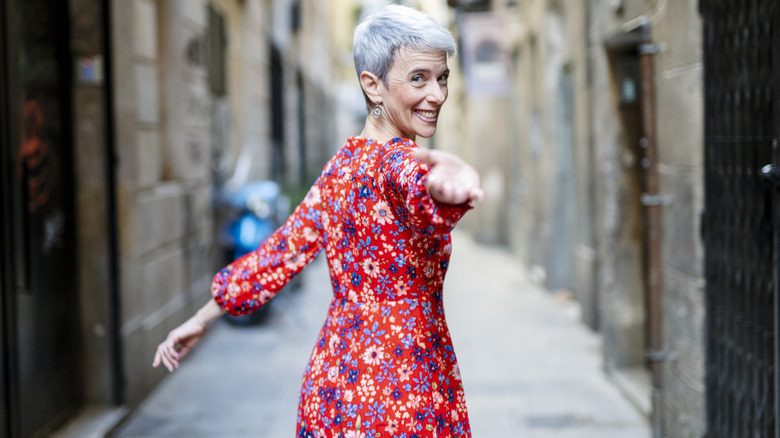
[153,299,226,372]
[153,176,326,371]
[411,148,484,205]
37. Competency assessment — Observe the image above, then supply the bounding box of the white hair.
[353,4,457,86]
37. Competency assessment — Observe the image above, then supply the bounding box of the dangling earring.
[370,101,384,119]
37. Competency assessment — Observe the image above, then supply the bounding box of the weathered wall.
[652,0,706,434]
[70,0,116,405]
[267,0,338,189]
[328,1,365,148]
[488,0,592,307]
[210,0,272,185]
[588,0,649,379]
[588,0,706,435]
[456,13,513,246]
[458,0,707,434]
[298,0,338,175]
[111,0,227,404]
[108,0,339,406]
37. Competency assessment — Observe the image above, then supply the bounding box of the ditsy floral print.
[212,137,472,437]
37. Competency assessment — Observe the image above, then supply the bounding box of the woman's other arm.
[152,176,325,372]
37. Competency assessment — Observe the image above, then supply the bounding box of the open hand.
[153,315,207,372]
[412,148,484,205]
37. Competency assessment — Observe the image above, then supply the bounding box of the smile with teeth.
[414,109,438,122]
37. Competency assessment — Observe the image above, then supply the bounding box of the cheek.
[403,91,422,108]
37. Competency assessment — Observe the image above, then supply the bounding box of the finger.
[165,335,182,360]
[411,148,435,166]
[159,341,176,364]
[162,352,177,372]
[161,356,174,372]
[159,343,179,370]
[165,346,180,369]
[156,346,173,372]
[153,349,161,367]
[469,187,485,202]
[157,346,172,371]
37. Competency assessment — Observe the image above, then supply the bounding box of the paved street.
[112,232,649,438]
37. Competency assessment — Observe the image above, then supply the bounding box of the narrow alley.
[2,0,775,436]
[110,233,649,438]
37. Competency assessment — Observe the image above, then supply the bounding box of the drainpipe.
[101,0,124,405]
[637,27,666,438]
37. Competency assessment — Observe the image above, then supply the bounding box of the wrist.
[193,311,209,330]
[194,299,226,330]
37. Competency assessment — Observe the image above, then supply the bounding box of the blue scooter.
[218,181,291,325]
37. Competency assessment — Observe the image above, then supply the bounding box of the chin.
[415,127,438,139]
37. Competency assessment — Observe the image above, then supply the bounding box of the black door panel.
[1,0,82,436]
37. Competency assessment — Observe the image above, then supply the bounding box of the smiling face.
[375,47,450,140]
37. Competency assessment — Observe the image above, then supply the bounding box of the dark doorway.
[270,43,285,183]
[0,0,82,436]
[602,41,651,378]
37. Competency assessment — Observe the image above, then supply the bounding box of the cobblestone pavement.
[112,232,649,438]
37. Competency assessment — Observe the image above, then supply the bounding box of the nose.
[427,82,446,105]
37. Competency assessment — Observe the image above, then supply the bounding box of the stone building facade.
[0,0,337,436]
[108,0,338,425]
[445,0,706,436]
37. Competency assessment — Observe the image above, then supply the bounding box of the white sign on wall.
[461,13,511,96]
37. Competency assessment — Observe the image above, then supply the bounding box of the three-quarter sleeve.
[379,139,472,237]
[211,178,325,316]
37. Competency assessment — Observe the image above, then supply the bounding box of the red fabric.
[212,137,472,437]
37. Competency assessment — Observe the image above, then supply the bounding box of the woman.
[154,5,483,437]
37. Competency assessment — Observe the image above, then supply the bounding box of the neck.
[358,116,414,144]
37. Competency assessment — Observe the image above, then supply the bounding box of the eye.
[411,75,424,84]
[437,74,449,85]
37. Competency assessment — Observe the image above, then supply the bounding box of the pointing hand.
[412,148,485,205]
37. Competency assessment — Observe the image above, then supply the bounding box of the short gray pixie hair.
[353,5,457,85]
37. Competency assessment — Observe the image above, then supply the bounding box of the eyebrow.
[409,67,450,76]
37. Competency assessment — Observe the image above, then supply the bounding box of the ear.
[359,71,383,103]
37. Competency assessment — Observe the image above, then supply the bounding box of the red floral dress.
[212,137,473,437]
